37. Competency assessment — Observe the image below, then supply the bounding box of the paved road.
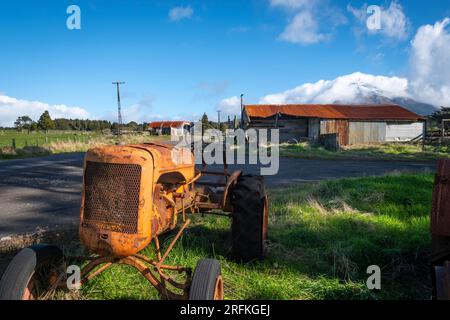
[0,153,436,237]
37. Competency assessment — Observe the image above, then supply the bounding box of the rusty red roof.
[244,104,424,121]
[148,121,190,129]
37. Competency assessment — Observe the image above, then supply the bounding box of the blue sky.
[0,0,449,126]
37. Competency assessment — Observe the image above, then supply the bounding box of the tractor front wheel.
[189,259,223,300]
[231,175,268,262]
[0,244,64,300]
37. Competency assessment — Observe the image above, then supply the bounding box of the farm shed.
[148,121,192,138]
[243,104,425,146]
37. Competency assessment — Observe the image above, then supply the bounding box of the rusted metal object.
[434,261,450,300]
[348,121,386,145]
[83,161,141,234]
[80,143,196,257]
[244,104,425,121]
[2,137,258,300]
[157,219,190,268]
[76,141,250,299]
[222,170,242,212]
[148,121,190,129]
[430,159,450,300]
[431,158,450,237]
[320,120,349,146]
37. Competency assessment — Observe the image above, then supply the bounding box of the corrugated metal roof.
[244,104,425,121]
[148,121,190,129]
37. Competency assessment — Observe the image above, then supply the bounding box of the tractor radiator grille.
[83,161,141,234]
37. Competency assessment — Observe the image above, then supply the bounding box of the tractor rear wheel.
[231,175,268,262]
[0,244,64,300]
[189,259,223,300]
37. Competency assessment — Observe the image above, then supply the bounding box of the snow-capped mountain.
[259,72,438,116]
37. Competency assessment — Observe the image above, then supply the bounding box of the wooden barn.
[243,104,425,146]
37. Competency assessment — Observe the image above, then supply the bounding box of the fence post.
[12,138,16,149]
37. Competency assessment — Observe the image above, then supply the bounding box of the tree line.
[12,111,241,133]
[428,107,450,128]
[13,111,148,132]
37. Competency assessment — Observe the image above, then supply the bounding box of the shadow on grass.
[175,214,431,299]
[0,226,80,278]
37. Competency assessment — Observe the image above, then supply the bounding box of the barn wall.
[348,121,386,145]
[320,120,349,145]
[248,116,424,145]
[308,118,320,141]
[385,122,424,142]
[278,119,308,142]
[247,118,309,142]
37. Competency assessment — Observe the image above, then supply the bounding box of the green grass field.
[0,131,170,160]
[70,172,433,300]
[0,130,99,149]
[279,142,449,161]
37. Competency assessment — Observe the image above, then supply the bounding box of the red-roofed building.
[148,121,192,137]
[243,104,425,145]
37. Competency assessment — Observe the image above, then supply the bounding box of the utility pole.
[112,81,125,139]
[217,110,221,130]
[240,93,244,128]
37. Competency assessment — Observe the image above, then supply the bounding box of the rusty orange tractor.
[0,142,268,300]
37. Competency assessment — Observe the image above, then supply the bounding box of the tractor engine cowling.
[80,145,155,257]
[79,143,196,258]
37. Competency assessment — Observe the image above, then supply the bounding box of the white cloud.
[280,10,328,44]
[218,18,450,113]
[346,3,366,22]
[410,18,450,107]
[219,70,440,116]
[271,0,346,45]
[217,96,241,117]
[121,104,153,124]
[105,95,199,124]
[348,1,410,40]
[104,96,156,124]
[168,6,194,22]
[0,94,89,127]
[259,72,410,104]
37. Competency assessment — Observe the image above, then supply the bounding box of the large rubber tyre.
[189,259,223,300]
[231,175,268,262]
[0,244,63,300]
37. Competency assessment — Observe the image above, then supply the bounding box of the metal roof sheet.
[244,104,425,121]
[148,121,190,129]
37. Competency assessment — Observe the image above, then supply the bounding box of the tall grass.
[0,134,170,159]
[0,130,99,149]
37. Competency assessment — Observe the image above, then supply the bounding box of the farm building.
[243,104,425,146]
[148,121,192,138]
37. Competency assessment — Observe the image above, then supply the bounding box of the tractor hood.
[79,142,194,257]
